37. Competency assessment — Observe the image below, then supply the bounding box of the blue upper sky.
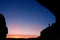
[0,0,55,36]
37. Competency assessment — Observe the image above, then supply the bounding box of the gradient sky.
[0,0,55,36]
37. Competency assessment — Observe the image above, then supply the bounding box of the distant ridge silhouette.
[36,0,60,40]
[0,13,8,40]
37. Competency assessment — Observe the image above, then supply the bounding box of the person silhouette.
[0,13,8,40]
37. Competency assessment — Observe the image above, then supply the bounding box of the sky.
[0,0,55,36]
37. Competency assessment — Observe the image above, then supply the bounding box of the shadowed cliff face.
[36,0,60,40]
[0,13,8,40]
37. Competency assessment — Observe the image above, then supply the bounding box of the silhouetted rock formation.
[36,0,60,24]
[38,23,57,40]
[0,13,8,40]
[36,0,60,40]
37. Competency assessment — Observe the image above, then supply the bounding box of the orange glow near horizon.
[6,35,38,39]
